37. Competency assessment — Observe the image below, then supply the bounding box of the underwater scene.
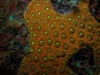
[0,0,100,75]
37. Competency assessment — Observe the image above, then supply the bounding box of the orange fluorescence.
[18,0,100,75]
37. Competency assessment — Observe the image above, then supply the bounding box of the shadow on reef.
[0,0,31,75]
[68,45,96,75]
[50,0,79,14]
[89,0,100,22]
[0,52,23,75]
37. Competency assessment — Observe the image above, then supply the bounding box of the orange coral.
[18,0,100,75]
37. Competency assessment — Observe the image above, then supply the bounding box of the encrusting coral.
[18,0,100,75]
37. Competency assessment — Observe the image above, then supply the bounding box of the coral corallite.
[18,0,100,75]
